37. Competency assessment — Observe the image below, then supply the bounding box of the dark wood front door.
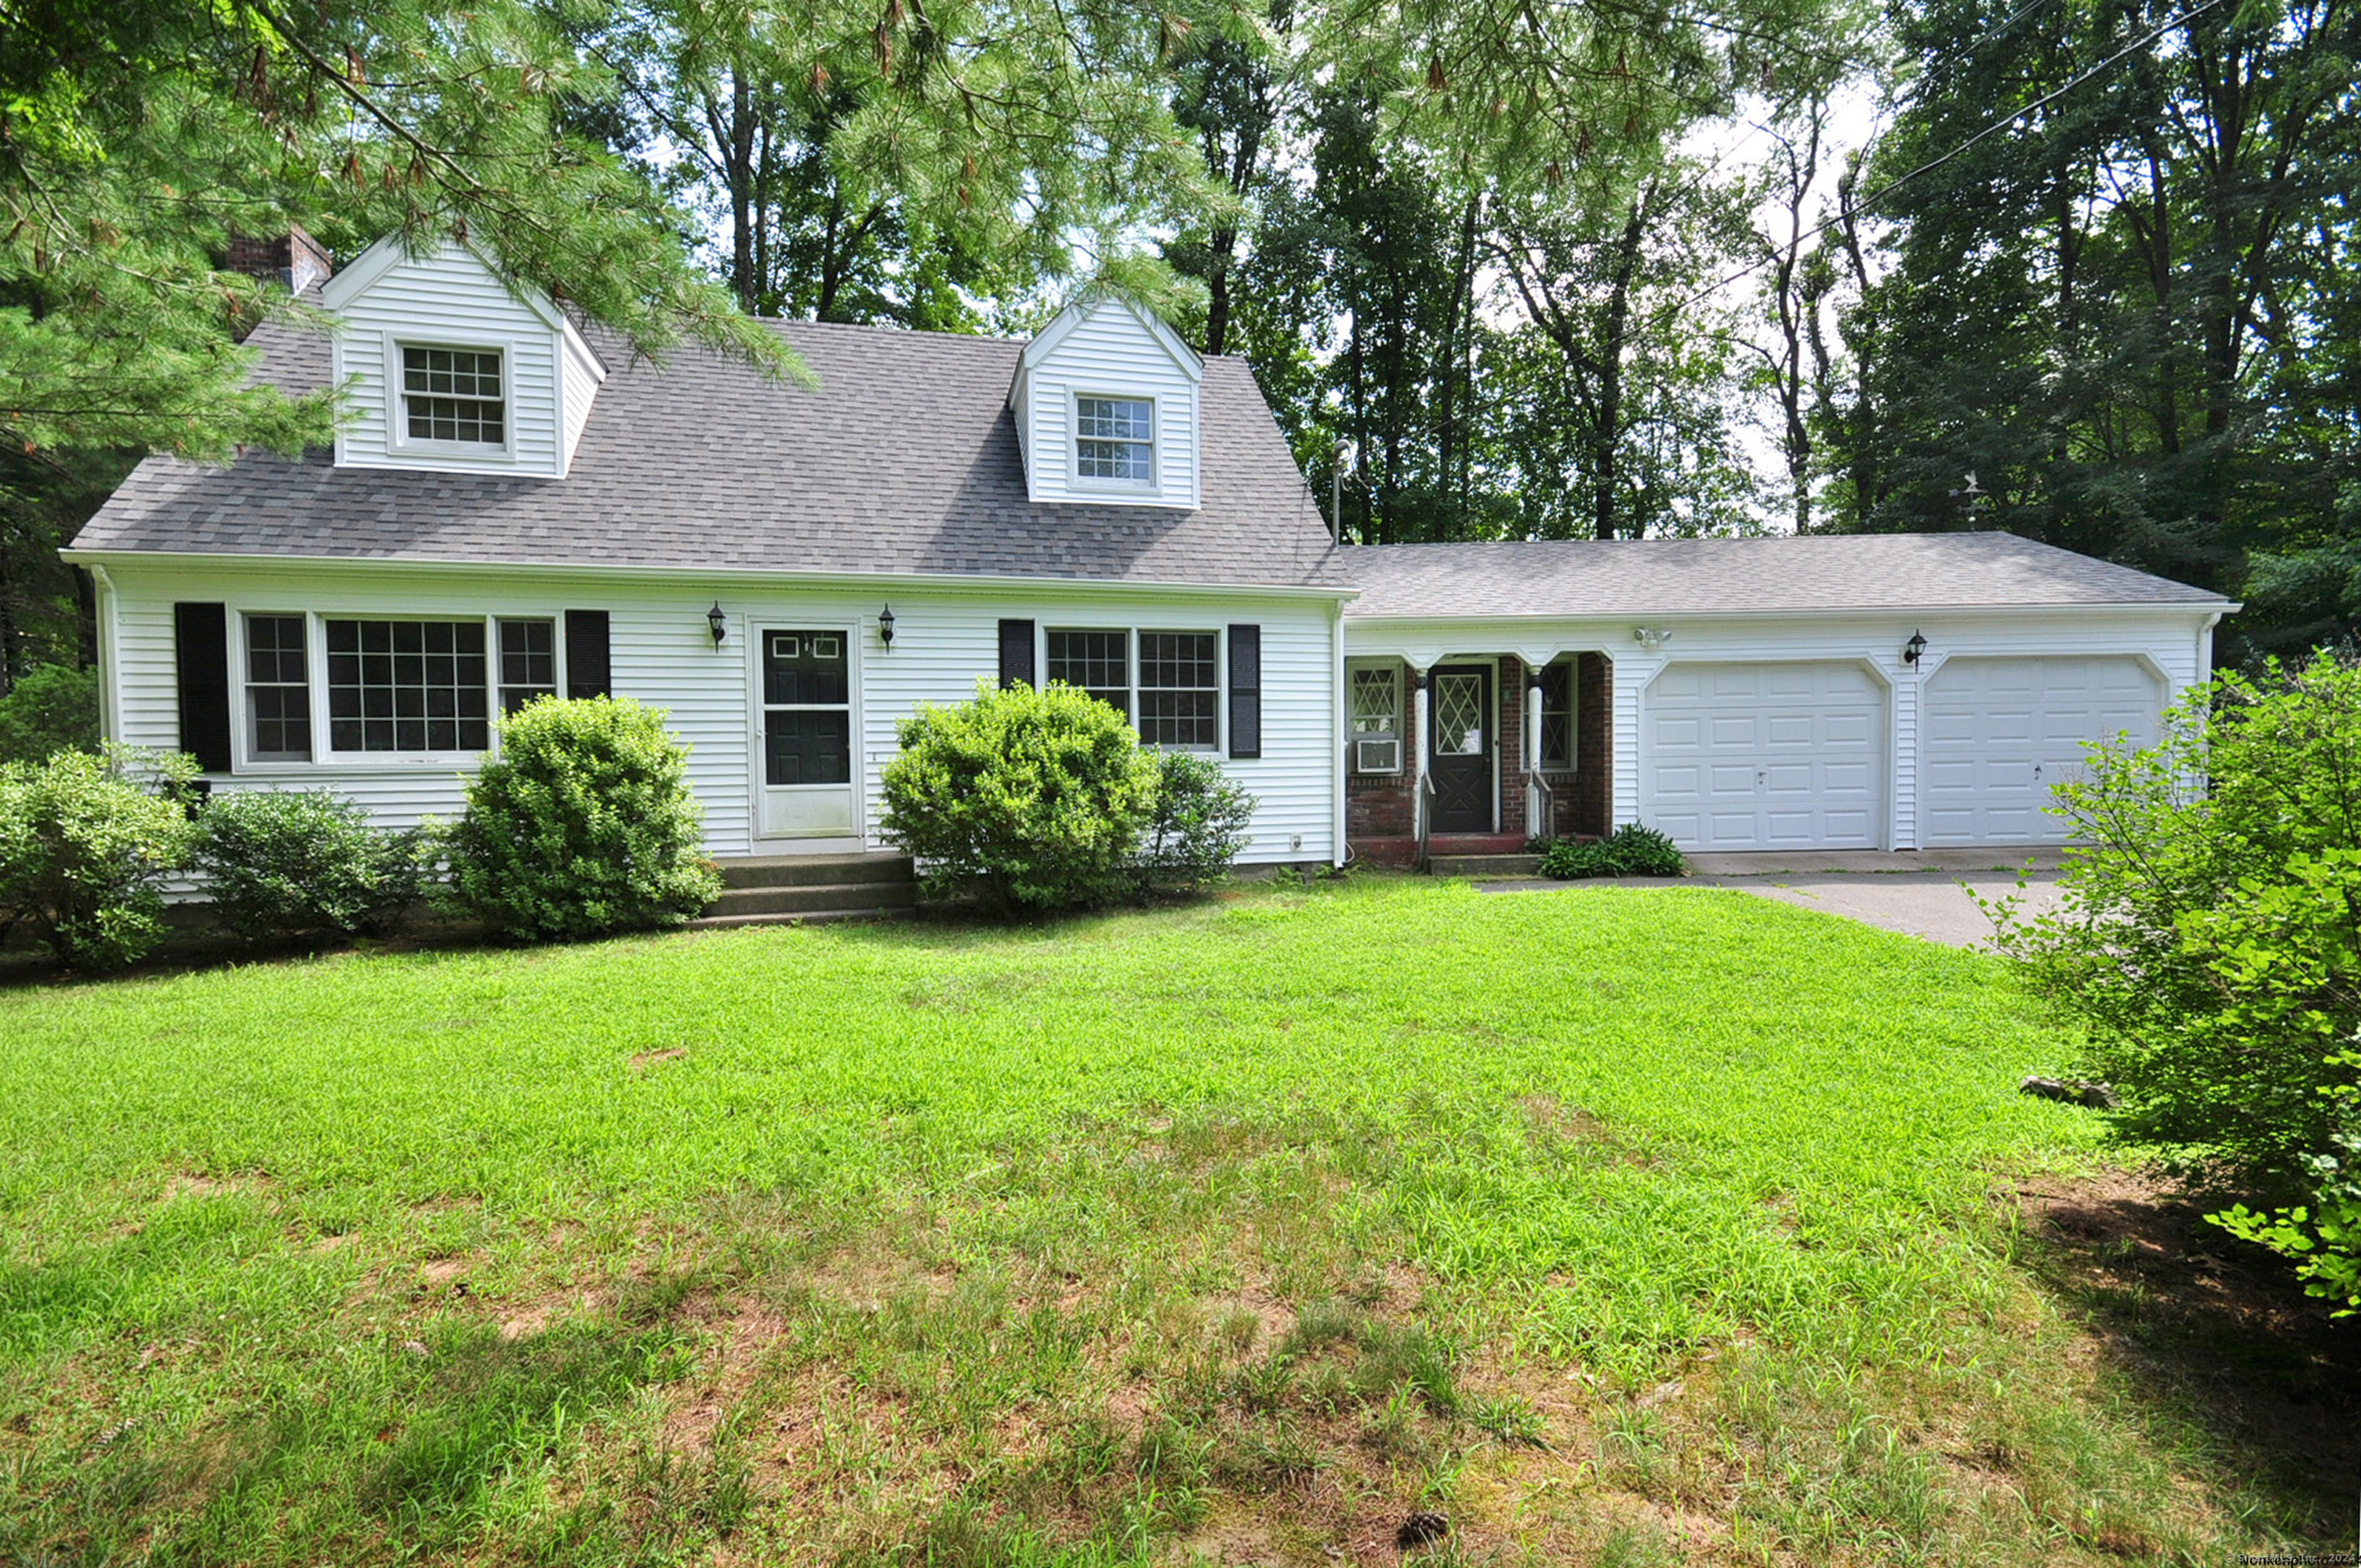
[1429,664,1493,834]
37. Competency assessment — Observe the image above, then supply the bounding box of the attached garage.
[1919,655,2163,845]
[1642,662,1886,851]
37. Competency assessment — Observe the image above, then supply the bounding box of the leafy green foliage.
[1992,656,2361,1309]
[0,664,99,764]
[0,745,197,970]
[1136,751,1258,895]
[880,681,1160,915]
[190,789,427,944]
[1538,824,1687,879]
[444,698,719,941]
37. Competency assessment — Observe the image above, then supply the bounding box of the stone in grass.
[2019,1075,2120,1110]
[1396,1510,1450,1549]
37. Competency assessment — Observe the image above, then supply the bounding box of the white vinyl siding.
[1013,299,1200,508]
[103,562,1338,865]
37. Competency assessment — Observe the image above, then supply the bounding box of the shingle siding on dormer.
[1014,298,1201,510]
[326,242,602,479]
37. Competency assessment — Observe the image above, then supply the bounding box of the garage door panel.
[1642,661,1886,852]
[1921,656,2161,846]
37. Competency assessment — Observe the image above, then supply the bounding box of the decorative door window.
[1434,672,1486,756]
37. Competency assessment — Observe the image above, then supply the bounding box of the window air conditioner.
[1356,737,1401,773]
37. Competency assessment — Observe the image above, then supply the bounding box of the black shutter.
[173,602,234,773]
[1228,624,1261,760]
[564,610,611,699]
[998,619,1036,689]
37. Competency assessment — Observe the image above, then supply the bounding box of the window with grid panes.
[1137,632,1217,749]
[1540,660,1575,769]
[401,346,505,445]
[496,619,557,714]
[243,614,311,760]
[1045,629,1130,718]
[326,620,489,752]
[1074,396,1153,483]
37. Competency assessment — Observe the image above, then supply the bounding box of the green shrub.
[1538,823,1686,879]
[191,788,427,943]
[1137,751,1258,895]
[0,745,198,969]
[444,697,720,941]
[0,663,100,764]
[1991,655,2361,1311]
[880,680,1160,915]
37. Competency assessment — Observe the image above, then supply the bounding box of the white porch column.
[1526,663,1547,841]
[1409,665,1430,850]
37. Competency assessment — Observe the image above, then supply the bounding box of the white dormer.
[322,239,607,478]
[1010,294,1202,510]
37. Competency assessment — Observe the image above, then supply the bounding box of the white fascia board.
[320,234,570,335]
[61,548,1361,603]
[1343,600,2238,629]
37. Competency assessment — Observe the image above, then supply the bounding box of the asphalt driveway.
[1478,850,2068,949]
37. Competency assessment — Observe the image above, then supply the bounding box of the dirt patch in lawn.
[2017,1166,2361,1537]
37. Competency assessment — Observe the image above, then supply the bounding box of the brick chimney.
[226,226,332,296]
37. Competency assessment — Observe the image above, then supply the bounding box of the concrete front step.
[706,878,917,918]
[685,906,915,931]
[712,852,914,890]
[1430,852,1544,879]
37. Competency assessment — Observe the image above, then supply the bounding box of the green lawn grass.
[0,877,2311,1564]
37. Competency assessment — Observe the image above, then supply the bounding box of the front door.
[758,628,856,839]
[1429,664,1493,834]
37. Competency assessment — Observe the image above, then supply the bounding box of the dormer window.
[1075,395,1154,486]
[401,345,506,446]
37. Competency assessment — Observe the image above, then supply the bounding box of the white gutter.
[60,548,1364,606]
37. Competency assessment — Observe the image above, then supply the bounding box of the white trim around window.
[227,609,567,773]
[1070,392,1158,494]
[383,334,519,463]
[1346,659,1404,776]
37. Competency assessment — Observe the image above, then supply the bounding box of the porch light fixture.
[1632,626,1671,651]
[1903,630,1928,665]
[707,601,727,646]
[878,603,896,650]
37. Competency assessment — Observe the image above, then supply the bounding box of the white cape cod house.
[68,239,2232,877]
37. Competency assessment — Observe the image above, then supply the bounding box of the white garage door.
[1644,663,1886,851]
[1920,656,2162,845]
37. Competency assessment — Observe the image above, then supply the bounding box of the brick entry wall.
[1343,652,1614,853]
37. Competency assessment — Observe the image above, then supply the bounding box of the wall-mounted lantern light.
[707,602,727,647]
[878,604,896,650]
[1903,630,1928,666]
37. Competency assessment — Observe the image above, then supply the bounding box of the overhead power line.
[1662,0,2234,317]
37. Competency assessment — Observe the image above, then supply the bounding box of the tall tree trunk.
[1593,192,1649,541]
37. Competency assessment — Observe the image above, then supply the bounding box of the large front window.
[326,619,490,753]
[1137,632,1217,750]
[401,345,506,446]
[1075,396,1153,484]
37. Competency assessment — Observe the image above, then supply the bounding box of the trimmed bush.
[1538,823,1686,879]
[0,664,100,764]
[444,697,719,940]
[0,745,198,970]
[881,680,1160,915]
[1992,655,2361,1311]
[191,788,427,943]
[1137,750,1257,895]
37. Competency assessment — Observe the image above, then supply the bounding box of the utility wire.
[1661,0,2232,315]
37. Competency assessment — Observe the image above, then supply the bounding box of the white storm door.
[1920,656,2162,845]
[1644,662,1885,851]
[758,629,856,839]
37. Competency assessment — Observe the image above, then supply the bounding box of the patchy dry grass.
[0,875,2345,1564]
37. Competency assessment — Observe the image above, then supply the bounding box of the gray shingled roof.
[72,315,1350,592]
[1339,532,2229,619]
